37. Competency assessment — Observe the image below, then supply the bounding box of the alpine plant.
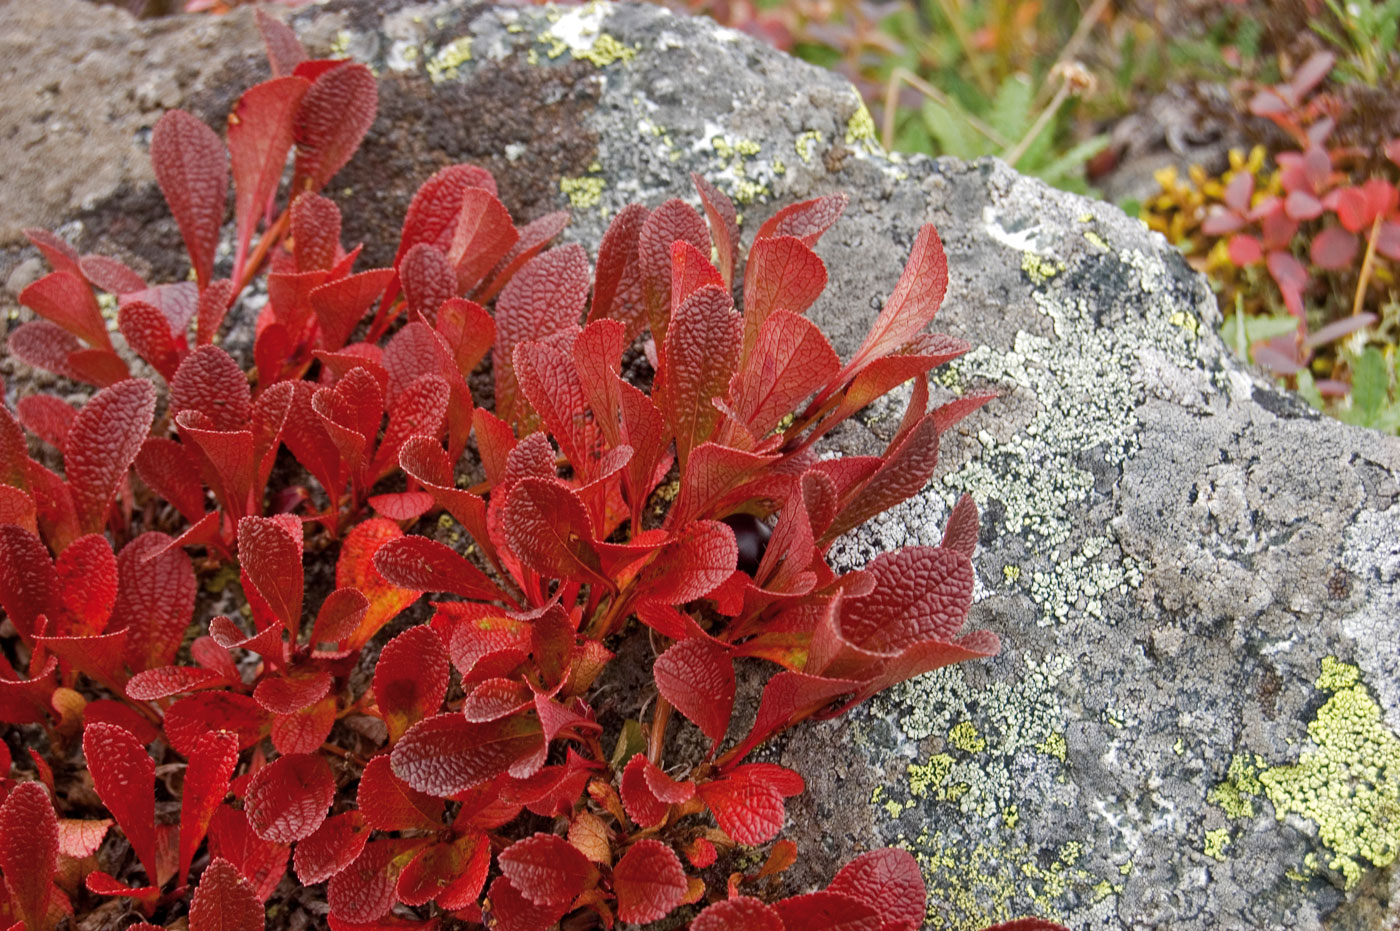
[0,11,1066,931]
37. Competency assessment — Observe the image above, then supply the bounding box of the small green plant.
[1311,0,1400,85]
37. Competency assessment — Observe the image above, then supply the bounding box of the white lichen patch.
[539,2,638,67]
[693,122,779,204]
[865,652,1075,821]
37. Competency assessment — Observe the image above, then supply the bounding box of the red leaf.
[398,831,490,908]
[0,524,56,644]
[620,753,671,828]
[693,173,739,287]
[395,164,499,265]
[373,373,450,480]
[79,253,147,295]
[373,626,450,743]
[772,890,880,931]
[401,243,458,325]
[979,921,1072,931]
[498,832,593,908]
[179,731,240,887]
[494,244,591,426]
[825,415,940,542]
[638,199,709,348]
[293,811,367,884]
[134,438,207,524]
[326,838,414,924]
[254,668,331,714]
[730,310,840,440]
[1309,226,1358,269]
[502,477,611,587]
[1227,234,1263,266]
[126,666,228,700]
[151,110,229,288]
[693,896,785,931]
[24,227,83,279]
[57,817,113,858]
[670,240,726,313]
[698,763,802,845]
[63,379,155,534]
[311,268,395,351]
[291,191,344,272]
[238,516,304,640]
[826,848,926,931]
[390,713,544,797]
[652,638,735,746]
[293,62,377,194]
[256,8,307,77]
[476,210,570,303]
[243,753,334,843]
[614,838,688,924]
[589,203,649,341]
[372,535,505,602]
[206,805,290,902]
[229,77,311,275]
[118,299,182,381]
[1,400,34,488]
[270,697,337,755]
[940,494,979,557]
[336,519,422,649]
[164,691,267,757]
[484,875,570,931]
[310,587,369,648]
[661,284,741,470]
[754,191,848,245]
[357,755,444,832]
[841,224,948,382]
[111,532,197,671]
[172,345,253,432]
[448,188,519,292]
[84,721,157,882]
[7,321,114,387]
[514,336,595,477]
[742,236,828,355]
[19,270,110,350]
[0,781,58,931]
[190,857,264,931]
[723,671,859,765]
[639,520,739,605]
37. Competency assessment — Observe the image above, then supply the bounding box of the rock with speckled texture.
[2,2,1398,929]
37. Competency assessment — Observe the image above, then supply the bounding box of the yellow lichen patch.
[1003,564,1021,584]
[1204,828,1230,861]
[560,175,606,209]
[908,753,968,802]
[426,36,473,83]
[1001,805,1019,829]
[574,33,635,67]
[949,721,986,753]
[1036,732,1068,763]
[1209,753,1264,819]
[1255,658,1400,889]
[1021,252,1064,285]
[328,30,351,57]
[1082,230,1109,250]
[845,102,879,154]
[795,130,822,164]
[1168,310,1199,335]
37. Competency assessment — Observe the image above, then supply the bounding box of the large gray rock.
[2,2,1397,928]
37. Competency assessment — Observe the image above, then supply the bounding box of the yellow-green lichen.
[427,36,473,83]
[328,30,351,57]
[560,175,606,209]
[845,102,880,154]
[1021,252,1064,285]
[1168,310,1199,335]
[1001,805,1019,829]
[795,130,822,164]
[1083,230,1110,250]
[1204,828,1230,861]
[1036,732,1068,762]
[1257,658,1400,888]
[573,33,636,67]
[1206,658,1400,889]
[908,753,968,803]
[949,721,986,753]
[1003,564,1021,583]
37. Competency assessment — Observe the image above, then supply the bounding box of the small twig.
[880,67,1012,152]
[647,695,673,767]
[1351,212,1384,318]
[233,209,290,298]
[933,0,995,96]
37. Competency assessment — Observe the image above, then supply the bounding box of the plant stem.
[647,694,672,767]
[880,67,1011,152]
[1003,77,1072,169]
[1351,212,1384,318]
[234,209,291,298]
[1033,0,1111,110]
[933,0,995,97]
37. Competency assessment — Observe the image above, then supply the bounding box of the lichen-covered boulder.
[2,2,1397,929]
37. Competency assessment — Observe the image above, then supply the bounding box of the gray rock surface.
[2,2,1397,929]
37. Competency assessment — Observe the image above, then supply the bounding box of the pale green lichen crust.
[1208,657,1400,888]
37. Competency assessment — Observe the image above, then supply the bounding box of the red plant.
[0,16,1045,931]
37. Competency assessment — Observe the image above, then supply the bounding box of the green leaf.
[1351,347,1388,425]
[987,74,1033,142]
